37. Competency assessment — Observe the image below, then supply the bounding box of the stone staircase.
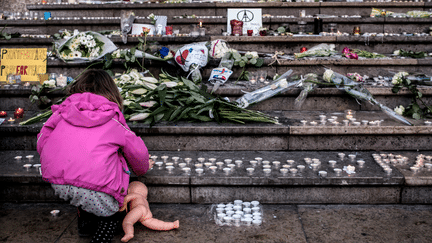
[1,1,432,205]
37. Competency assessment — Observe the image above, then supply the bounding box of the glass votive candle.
[216,207,224,213]
[194,163,203,169]
[216,162,224,169]
[235,160,243,167]
[246,167,255,175]
[253,219,262,226]
[243,213,253,218]
[197,157,205,163]
[247,29,253,36]
[172,156,180,163]
[209,158,217,163]
[287,160,295,165]
[280,168,289,175]
[262,160,270,166]
[310,163,319,170]
[255,157,263,163]
[345,109,355,120]
[217,213,226,219]
[251,201,260,207]
[209,166,217,173]
[226,210,235,216]
[155,162,164,169]
[227,164,236,170]
[178,163,187,168]
[297,165,305,172]
[165,162,174,167]
[357,160,365,167]
[263,168,272,175]
[338,153,345,160]
[272,161,281,168]
[243,202,251,208]
[26,155,34,162]
[244,217,253,226]
[224,216,232,224]
[166,165,174,173]
[184,158,192,164]
[223,167,231,175]
[23,164,32,171]
[348,154,356,161]
[224,159,232,164]
[290,168,298,174]
[195,168,204,175]
[258,70,267,82]
[328,160,337,167]
[233,205,242,211]
[15,156,22,162]
[251,206,260,213]
[250,160,258,167]
[161,155,169,162]
[263,165,271,170]
[334,168,342,176]
[319,171,327,178]
[150,155,158,161]
[384,167,392,175]
[204,162,213,168]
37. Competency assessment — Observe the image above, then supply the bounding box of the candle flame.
[199,22,202,28]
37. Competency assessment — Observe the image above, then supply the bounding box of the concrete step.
[2,110,432,151]
[1,150,432,204]
[3,203,432,242]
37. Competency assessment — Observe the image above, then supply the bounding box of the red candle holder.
[300,47,308,53]
[259,30,267,36]
[0,111,6,118]
[247,30,253,36]
[14,108,24,119]
[165,26,173,36]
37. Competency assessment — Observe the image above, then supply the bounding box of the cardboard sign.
[0,48,47,82]
[227,9,262,35]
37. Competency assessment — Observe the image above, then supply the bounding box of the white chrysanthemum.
[73,29,80,36]
[69,43,77,50]
[86,35,94,41]
[79,37,88,45]
[323,69,334,82]
[78,32,86,37]
[72,51,82,58]
[44,79,56,88]
[90,50,99,57]
[86,40,96,48]
[394,105,405,115]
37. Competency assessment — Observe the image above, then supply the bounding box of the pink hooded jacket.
[37,92,150,207]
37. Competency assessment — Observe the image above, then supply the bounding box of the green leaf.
[418,92,423,98]
[239,60,246,67]
[255,58,264,67]
[413,112,421,120]
[158,86,167,106]
[391,86,401,94]
[169,106,183,121]
[154,113,165,122]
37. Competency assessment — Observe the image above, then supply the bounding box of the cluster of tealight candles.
[371,153,408,175]
[408,154,432,173]
[214,200,262,227]
[300,112,383,127]
[15,154,41,174]
[151,154,365,178]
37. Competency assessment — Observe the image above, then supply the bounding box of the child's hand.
[148,154,155,169]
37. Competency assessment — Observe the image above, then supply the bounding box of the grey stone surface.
[298,204,432,243]
[191,186,401,204]
[401,187,432,204]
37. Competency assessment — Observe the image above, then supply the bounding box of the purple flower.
[159,47,170,58]
[342,47,351,54]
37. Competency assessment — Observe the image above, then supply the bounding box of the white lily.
[129,113,150,121]
[139,101,157,107]
[163,82,178,88]
[131,88,147,95]
[142,76,158,83]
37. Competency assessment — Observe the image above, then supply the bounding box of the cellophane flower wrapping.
[294,73,318,109]
[208,39,233,59]
[235,69,295,108]
[294,44,337,59]
[175,43,209,83]
[55,31,117,63]
[322,69,412,125]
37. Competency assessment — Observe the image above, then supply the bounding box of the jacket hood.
[52,93,120,127]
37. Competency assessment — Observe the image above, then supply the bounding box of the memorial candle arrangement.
[14,108,24,119]
[213,200,263,227]
[230,19,243,36]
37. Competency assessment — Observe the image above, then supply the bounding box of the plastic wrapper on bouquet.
[294,73,319,109]
[175,43,209,83]
[55,31,118,64]
[323,69,413,126]
[235,70,295,109]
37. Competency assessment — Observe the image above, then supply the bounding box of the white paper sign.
[227,8,262,35]
[131,24,155,35]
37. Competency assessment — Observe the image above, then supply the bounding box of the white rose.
[279,79,288,88]
[323,69,334,82]
[393,50,400,56]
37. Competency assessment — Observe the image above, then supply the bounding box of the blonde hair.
[67,69,123,110]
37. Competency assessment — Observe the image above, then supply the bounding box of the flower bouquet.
[235,69,295,109]
[294,73,319,109]
[294,44,337,59]
[55,31,117,64]
[322,69,412,125]
[120,70,278,125]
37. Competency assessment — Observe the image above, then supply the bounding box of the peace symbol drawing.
[237,10,254,22]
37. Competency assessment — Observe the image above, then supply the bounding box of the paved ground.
[1,203,432,243]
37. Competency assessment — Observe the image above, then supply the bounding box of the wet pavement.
[1,203,432,243]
